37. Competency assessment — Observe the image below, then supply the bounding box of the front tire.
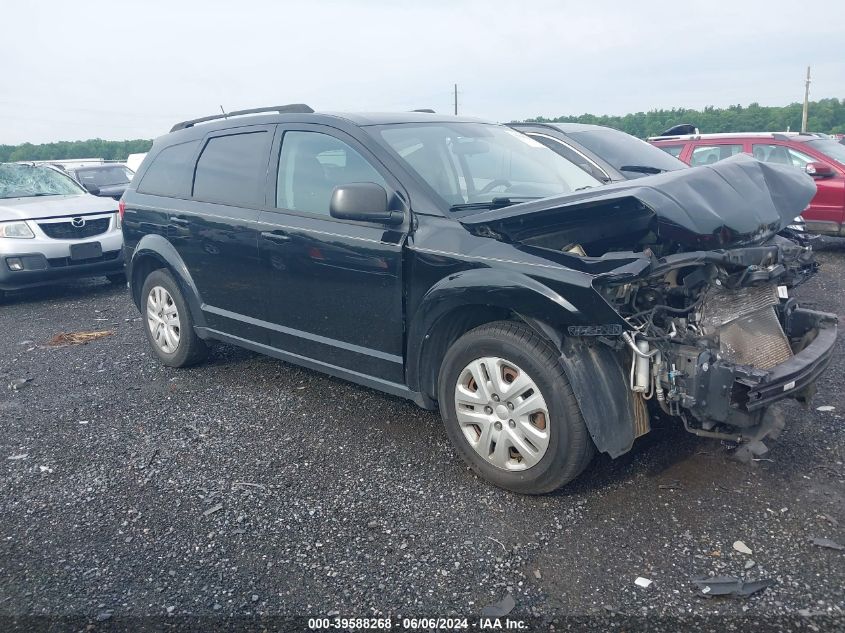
[438,321,594,494]
[140,269,208,367]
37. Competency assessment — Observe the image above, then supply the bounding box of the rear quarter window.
[136,140,200,198]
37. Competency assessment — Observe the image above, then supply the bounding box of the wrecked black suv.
[122,105,835,494]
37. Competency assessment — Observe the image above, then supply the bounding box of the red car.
[649,132,845,236]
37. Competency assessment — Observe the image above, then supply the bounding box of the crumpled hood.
[0,194,118,222]
[460,154,816,250]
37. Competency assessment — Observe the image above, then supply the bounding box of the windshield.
[375,123,602,209]
[0,163,85,199]
[806,139,845,167]
[75,165,134,187]
[565,128,687,175]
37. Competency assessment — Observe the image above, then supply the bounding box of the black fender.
[406,268,580,397]
[128,234,207,330]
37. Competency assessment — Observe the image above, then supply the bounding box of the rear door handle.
[261,231,291,243]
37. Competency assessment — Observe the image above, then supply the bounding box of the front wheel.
[140,269,208,367]
[438,321,594,494]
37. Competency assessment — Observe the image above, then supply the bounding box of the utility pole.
[454,83,458,116]
[801,66,811,133]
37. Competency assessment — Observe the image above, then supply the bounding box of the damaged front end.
[600,243,836,446]
[461,154,835,454]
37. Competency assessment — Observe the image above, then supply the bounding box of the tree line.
[0,138,153,163]
[526,98,845,137]
[1,99,843,162]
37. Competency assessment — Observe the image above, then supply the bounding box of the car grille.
[38,217,111,239]
[701,284,793,370]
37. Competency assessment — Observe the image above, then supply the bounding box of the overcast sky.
[3,0,844,145]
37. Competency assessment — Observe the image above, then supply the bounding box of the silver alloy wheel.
[146,285,181,354]
[454,356,550,471]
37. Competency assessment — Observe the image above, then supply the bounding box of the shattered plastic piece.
[816,406,835,412]
[745,560,756,570]
[38,466,53,473]
[534,570,542,580]
[693,575,775,597]
[203,504,224,517]
[733,541,753,555]
[811,537,844,551]
[481,592,515,617]
[634,577,653,588]
[7,454,28,460]
[8,378,33,391]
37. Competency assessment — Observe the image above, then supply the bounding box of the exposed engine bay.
[600,236,835,443]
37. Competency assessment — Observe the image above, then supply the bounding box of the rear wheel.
[438,321,594,494]
[140,269,208,367]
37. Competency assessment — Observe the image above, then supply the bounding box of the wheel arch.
[128,235,207,330]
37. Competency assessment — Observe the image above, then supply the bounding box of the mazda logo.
[71,217,86,228]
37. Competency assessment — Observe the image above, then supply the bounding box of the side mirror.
[330,183,402,224]
[83,183,101,195]
[805,162,835,179]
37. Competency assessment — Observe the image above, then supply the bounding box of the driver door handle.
[261,231,291,243]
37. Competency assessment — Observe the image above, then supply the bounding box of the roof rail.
[170,104,315,132]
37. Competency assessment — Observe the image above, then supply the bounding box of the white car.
[0,163,124,298]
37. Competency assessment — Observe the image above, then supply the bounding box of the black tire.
[106,272,127,285]
[140,268,208,368]
[438,321,594,494]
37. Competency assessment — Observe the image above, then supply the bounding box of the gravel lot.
[1,243,844,631]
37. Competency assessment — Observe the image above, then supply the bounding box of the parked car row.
[649,132,845,236]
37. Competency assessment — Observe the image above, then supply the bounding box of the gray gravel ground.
[1,242,844,632]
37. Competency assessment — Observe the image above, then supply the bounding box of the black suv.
[122,105,835,494]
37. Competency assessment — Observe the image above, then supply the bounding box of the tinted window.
[806,139,845,166]
[526,134,610,181]
[193,131,271,206]
[690,144,743,167]
[565,128,686,173]
[276,131,387,216]
[658,145,684,158]
[137,140,200,197]
[75,165,134,186]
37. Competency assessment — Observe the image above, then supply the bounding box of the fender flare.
[128,234,207,329]
[406,267,580,397]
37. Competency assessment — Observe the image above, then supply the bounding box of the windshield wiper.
[619,165,664,174]
[449,196,541,212]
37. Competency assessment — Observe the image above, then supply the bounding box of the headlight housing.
[0,221,35,238]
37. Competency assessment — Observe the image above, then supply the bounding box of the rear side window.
[657,144,684,158]
[193,131,271,207]
[136,140,200,197]
[690,144,743,167]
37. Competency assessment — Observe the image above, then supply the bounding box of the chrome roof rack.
[170,104,315,132]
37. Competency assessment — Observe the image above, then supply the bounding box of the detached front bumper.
[676,308,837,429]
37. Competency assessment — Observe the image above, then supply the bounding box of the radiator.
[700,285,792,370]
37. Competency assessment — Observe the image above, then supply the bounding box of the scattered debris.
[166,606,175,615]
[366,520,379,529]
[693,575,775,597]
[810,537,844,551]
[47,330,114,347]
[203,504,224,517]
[7,454,28,460]
[817,514,839,527]
[38,465,53,473]
[95,611,113,622]
[8,378,33,391]
[798,608,827,617]
[487,536,508,552]
[744,560,756,570]
[634,577,653,588]
[816,405,835,412]
[481,592,515,617]
[733,540,753,555]
[658,480,684,490]
[534,569,542,580]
